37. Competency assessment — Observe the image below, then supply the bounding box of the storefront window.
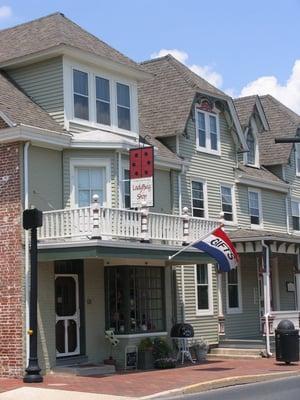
[105,266,165,334]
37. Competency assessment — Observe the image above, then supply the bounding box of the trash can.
[275,319,299,364]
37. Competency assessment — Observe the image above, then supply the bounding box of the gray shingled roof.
[234,96,258,127]
[139,55,228,139]
[0,72,65,132]
[0,13,142,72]
[236,163,285,184]
[259,95,300,165]
[234,94,300,166]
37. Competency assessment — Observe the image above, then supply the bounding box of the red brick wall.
[0,142,24,377]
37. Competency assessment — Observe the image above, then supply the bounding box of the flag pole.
[168,223,224,261]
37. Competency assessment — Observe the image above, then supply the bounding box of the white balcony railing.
[38,201,219,245]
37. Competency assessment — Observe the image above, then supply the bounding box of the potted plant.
[138,337,154,369]
[190,338,209,362]
[154,357,177,369]
[152,337,172,360]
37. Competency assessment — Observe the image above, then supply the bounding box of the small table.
[173,337,195,364]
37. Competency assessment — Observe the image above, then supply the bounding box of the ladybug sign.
[129,146,154,208]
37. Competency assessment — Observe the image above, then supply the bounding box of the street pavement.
[161,375,300,400]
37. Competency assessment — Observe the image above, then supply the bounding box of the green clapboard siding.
[175,264,219,344]
[223,254,260,339]
[8,57,64,126]
[277,254,296,311]
[284,149,300,231]
[179,112,237,220]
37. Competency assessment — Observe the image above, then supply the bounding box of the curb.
[140,370,300,399]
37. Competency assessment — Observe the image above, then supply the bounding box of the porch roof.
[229,228,300,244]
[38,239,213,265]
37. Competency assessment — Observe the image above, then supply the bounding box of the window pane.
[197,286,208,309]
[192,181,203,192]
[78,190,90,207]
[292,201,299,216]
[209,115,217,133]
[117,83,130,107]
[90,168,103,189]
[293,216,300,231]
[228,285,239,308]
[73,70,88,95]
[251,215,260,225]
[118,106,131,130]
[96,101,110,125]
[198,112,205,130]
[193,208,204,218]
[228,269,237,284]
[96,77,110,102]
[246,129,255,164]
[197,265,208,284]
[210,133,218,150]
[197,112,206,147]
[74,94,89,120]
[249,192,259,223]
[78,168,89,189]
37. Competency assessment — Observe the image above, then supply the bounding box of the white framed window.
[195,108,220,155]
[296,144,300,176]
[73,69,89,121]
[220,185,236,223]
[123,169,131,209]
[191,179,208,218]
[70,158,111,208]
[244,120,259,167]
[195,264,213,316]
[65,59,138,136]
[226,266,242,314]
[291,200,300,231]
[248,189,262,227]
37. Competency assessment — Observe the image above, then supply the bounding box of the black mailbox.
[23,209,43,230]
[170,323,194,338]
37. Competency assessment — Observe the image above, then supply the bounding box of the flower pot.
[138,349,154,370]
[195,348,207,361]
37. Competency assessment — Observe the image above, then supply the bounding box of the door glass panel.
[56,320,65,354]
[68,319,78,352]
[55,277,76,316]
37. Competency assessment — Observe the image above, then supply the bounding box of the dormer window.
[246,128,255,165]
[68,61,138,136]
[195,107,220,155]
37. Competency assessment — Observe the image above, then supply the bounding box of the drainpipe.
[178,172,182,215]
[24,142,30,362]
[261,240,272,357]
[118,151,122,208]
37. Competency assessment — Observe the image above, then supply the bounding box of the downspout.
[261,240,272,357]
[178,171,182,215]
[118,151,122,208]
[24,141,30,362]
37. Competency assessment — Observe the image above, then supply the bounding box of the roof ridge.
[0,12,63,33]
[234,95,258,102]
[140,54,170,65]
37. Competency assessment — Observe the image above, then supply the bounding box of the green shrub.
[138,337,153,351]
[154,357,177,369]
[152,338,172,360]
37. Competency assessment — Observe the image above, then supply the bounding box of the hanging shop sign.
[129,146,154,208]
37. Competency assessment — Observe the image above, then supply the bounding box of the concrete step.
[52,363,116,376]
[207,353,262,360]
[209,347,263,359]
[56,355,89,367]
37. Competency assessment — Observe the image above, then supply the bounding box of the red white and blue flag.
[192,227,239,272]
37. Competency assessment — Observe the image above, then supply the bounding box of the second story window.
[191,180,206,218]
[117,83,131,130]
[96,76,110,125]
[248,189,262,226]
[220,185,234,222]
[76,167,105,207]
[73,69,89,120]
[291,200,300,231]
[196,109,220,155]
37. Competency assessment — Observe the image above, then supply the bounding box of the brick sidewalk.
[0,358,299,398]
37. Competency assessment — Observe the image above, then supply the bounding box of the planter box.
[138,350,154,370]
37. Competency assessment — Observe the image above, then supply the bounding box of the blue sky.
[1,0,300,111]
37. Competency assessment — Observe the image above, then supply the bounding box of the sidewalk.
[0,358,299,399]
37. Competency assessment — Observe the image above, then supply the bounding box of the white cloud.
[150,48,223,88]
[0,5,12,19]
[240,60,300,114]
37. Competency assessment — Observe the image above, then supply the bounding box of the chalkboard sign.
[125,345,138,369]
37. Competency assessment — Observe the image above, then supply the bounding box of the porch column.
[217,270,225,336]
[295,252,300,311]
[262,242,273,356]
